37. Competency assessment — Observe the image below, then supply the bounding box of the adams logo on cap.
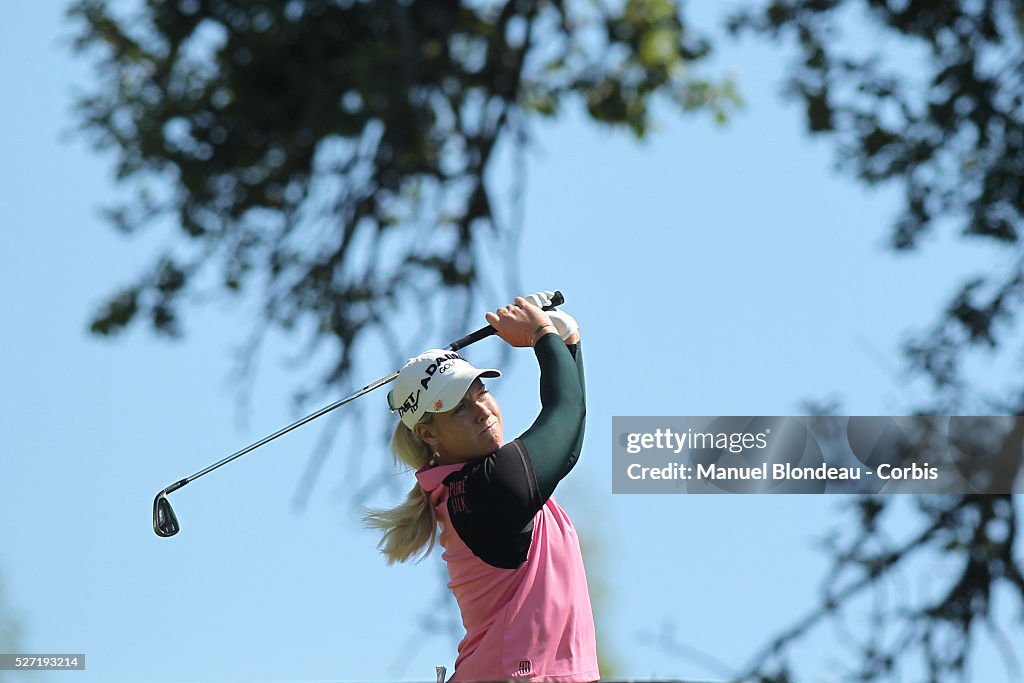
[419,352,462,390]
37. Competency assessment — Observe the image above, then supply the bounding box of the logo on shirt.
[448,478,472,514]
[517,660,532,676]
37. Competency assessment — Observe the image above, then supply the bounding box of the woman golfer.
[365,292,598,682]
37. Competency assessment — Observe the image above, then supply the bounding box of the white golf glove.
[521,290,578,341]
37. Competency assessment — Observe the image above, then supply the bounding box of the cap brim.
[428,368,500,415]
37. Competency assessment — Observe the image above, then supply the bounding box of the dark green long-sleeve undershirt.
[520,332,586,500]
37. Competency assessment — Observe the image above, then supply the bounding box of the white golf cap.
[387,349,501,429]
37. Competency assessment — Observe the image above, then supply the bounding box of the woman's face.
[417,379,503,464]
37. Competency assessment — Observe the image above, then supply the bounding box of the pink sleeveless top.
[417,462,600,682]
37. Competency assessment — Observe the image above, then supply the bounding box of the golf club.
[153,291,565,537]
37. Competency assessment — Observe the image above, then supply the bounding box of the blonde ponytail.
[363,417,438,564]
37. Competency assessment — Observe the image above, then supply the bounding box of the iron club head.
[153,491,180,537]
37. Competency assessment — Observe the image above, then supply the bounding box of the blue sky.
[1,2,1020,683]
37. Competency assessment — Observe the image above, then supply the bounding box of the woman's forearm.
[520,334,586,500]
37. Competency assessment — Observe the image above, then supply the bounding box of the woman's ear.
[415,422,438,447]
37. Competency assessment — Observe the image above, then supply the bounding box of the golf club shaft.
[161,291,564,494]
[161,371,399,495]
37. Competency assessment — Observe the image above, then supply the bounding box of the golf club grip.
[449,291,565,351]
